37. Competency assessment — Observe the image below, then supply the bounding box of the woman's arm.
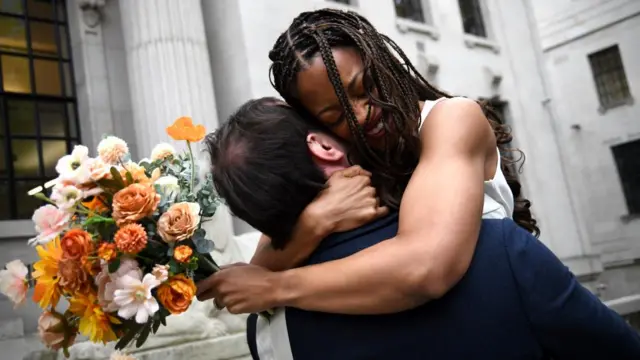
[250,166,389,271]
[269,98,495,313]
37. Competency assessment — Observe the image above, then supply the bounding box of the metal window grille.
[588,45,631,109]
[458,0,487,37]
[612,139,640,215]
[394,0,425,23]
[0,0,79,220]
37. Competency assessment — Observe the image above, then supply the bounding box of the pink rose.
[28,205,71,246]
[0,259,28,307]
[37,311,76,351]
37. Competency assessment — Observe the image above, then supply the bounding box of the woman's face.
[295,47,386,148]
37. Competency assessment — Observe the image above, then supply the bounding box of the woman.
[198,8,538,314]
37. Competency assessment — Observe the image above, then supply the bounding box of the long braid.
[269,8,539,236]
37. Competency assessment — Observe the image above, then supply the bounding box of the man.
[199,97,640,359]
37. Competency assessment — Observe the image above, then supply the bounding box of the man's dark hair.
[205,97,327,249]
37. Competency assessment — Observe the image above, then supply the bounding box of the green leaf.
[168,260,180,275]
[193,236,215,254]
[110,167,126,188]
[115,326,140,350]
[152,319,161,334]
[136,322,152,348]
[108,257,121,273]
[125,171,134,185]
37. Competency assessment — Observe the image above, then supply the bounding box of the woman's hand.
[305,165,390,234]
[250,165,389,272]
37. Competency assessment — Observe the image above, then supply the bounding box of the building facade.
[0,0,636,358]
[532,0,640,323]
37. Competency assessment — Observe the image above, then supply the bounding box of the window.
[612,139,640,215]
[394,0,426,23]
[588,45,632,109]
[0,0,78,220]
[328,0,352,4]
[458,0,487,37]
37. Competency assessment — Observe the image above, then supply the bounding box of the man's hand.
[305,165,389,234]
[196,263,281,314]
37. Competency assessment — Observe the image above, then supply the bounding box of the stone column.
[118,0,217,157]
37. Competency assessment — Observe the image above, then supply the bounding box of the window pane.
[34,58,61,95]
[0,0,24,14]
[38,101,66,137]
[59,25,69,59]
[56,0,66,22]
[42,139,66,177]
[0,16,27,54]
[67,102,77,138]
[15,179,43,219]
[8,98,36,136]
[12,139,40,176]
[27,0,54,19]
[62,62,72,96]
[2,55,32,93]
[0,138,6,176]
[0,180,10,220]
[30,21,58,57]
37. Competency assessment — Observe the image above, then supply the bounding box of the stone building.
[0,0,637,359]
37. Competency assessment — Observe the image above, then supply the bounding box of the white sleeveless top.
[419,98,514,220]
[256,98,517,360]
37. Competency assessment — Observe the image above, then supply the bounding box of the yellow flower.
[32,238,63,309]
[166,117,206,142]
[68,291,120,344]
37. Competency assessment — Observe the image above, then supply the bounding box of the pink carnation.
[28,205,71,246]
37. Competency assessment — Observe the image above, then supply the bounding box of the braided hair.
[269,8,539,236]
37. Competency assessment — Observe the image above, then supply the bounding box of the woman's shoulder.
[421,97,492,143]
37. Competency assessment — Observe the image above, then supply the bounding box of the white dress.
[257,99,516,360]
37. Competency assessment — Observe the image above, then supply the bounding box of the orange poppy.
[166,117,206,142]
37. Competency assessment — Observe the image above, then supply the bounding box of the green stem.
[187,141,196,193]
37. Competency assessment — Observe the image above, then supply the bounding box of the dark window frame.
[328,0,352,5]
[588,45,632,110]
[612,139,640,216]
[0,0,79,220]
[394,0,427,24]
[458,0,487,38]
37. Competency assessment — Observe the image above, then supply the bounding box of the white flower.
[0,259,28,307]
[151,264,169,283]
[86,157,111,181]
[28,205,71,246]
[113,273,161,324]
[154,175,180,202]
[55,145,91,184]
[50,184,83,211]
[150,143,176,162]
[98,136,129,164]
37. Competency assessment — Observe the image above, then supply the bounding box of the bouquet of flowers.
[0,117,221,357]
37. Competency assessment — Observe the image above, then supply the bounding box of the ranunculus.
[151,264,169,282]
[98,136,129,164]
[112,184,160,226]
[156,274,196,315]
[60,229,93,261]
[51,184,83,211]
[157,202,201,243]
[28,205,71,246]
[57,258,90,294]
[0,259,28,307]
[173,245,193,263]
[114,223,148,254]
[150,143,176,162]
[38,311,76,351]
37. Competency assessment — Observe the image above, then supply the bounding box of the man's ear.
[307,133,344,162]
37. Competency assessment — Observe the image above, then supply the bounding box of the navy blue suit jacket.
[247,216,640,359]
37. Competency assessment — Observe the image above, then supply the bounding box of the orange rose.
[157,274,196,314]
[114,223,148,254]
[61,229,93,261]
[173,245,193,263]
[97,243,117,262]
[112,183,160,226]
[166,117,206,142]
[157,202,201,243]
[57,258,90,294]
